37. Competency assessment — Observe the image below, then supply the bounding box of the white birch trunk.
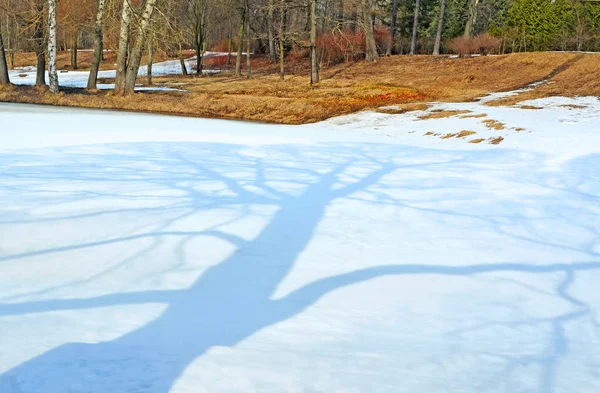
[47,0,59,93]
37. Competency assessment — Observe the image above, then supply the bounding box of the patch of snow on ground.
[0,100,599,393]
[7,54,226,91]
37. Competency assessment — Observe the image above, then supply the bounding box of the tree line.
[0,0,599,93]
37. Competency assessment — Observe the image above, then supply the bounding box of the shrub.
[472,34,500,55]
[448,34,500,57]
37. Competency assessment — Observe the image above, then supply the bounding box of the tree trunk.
[122,0,158,95]
[246,12,251,78]
[432,0,446,55]
[47,0,59,93]
[235,7,245,77]
[362,0,378,62]
[386,0,399,56]
[268,0,276,62]
[337,0,344,28]
[179,44,188,75]
[410,0,420,55]
[463,0,478,38]
[279,0,285,80]
[310,0,319,84]
[0,19,10,85]
[69,34,78,69]
[87,0,106,89]
[34,0,46,87]
[114,0,132,94]
[147,39,153,85]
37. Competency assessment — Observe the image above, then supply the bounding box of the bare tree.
[309,0,318,83]
[47,0,58,93]
[122,0,159,94]
[87,0,106,89]
[234,0,245,76]
[267,0,276,62]
[279,0,285,79]
[0,17,10,85]
[409,0,420,55]
[362,0,377,62]
[432,0,446,55]
[114,0,132,93]
[386,0,399,56]
[34,0,46,86]
[463,0,478,38]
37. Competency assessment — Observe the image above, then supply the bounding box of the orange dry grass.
[485,53,600,106]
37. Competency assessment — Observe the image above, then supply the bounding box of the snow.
[7,53,225,91]
[0,95,599,393]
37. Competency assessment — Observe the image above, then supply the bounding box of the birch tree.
[114,0,132,94]
[122,0,159,94]
[87,0,106,89]
[47,0,58,93]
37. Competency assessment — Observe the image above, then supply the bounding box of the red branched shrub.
[317,29,365,66]
[449,34,500,57]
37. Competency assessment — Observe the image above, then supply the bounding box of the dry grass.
[440,130,476,139]
[457,130,477,138]
[519,105,543,110]
[459,113,487,119]
[489,136,504,145]
[376,102,429,114]
[485,53,600,106]
[469,138,486,144]
[418,110,471,120]
[561,104,588,109]
[482,119,506,130]
[2,51,599,124]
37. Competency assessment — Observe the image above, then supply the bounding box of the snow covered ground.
[7,53,223,91]
[0,98,599,393]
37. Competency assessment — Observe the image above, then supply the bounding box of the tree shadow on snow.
[0,143,598,393]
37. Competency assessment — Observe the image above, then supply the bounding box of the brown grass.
[482,119,506,130]
[469,138,486,144]
[459,113,487,119]
[519,105,543,110]
[484,53,600,106]
[3,51,599,124]
[489,136,504,145]
[418,110,471,120]
[376,102,429,114]
[457,130,477,138]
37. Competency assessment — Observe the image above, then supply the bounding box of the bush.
[317,30,365,66]
[448,34,500,57]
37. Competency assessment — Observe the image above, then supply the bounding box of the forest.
[1,0,600,94]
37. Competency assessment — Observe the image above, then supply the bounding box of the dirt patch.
[482,119,506,130]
